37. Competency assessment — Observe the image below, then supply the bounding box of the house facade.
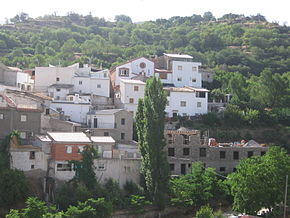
[164,128,268,175]
[111,57,154,87]
[164,86,208,117]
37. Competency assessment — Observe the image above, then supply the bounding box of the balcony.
[89,122,117,129]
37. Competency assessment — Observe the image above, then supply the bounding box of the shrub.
[196,205,214,218]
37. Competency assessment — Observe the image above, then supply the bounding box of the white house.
[111,57,154,87]
[119,79,146,115]
[164,86,208,117]
[47,84,74,100]
[73,69,110,97]
[34,63,78,92]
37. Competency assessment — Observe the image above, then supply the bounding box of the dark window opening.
[183,148,190,156]
[29,151,35,160]
[220,167,226,172]
[233,151,239,160]
[248,151,254,158]
[104,132,109,136]
[170,163,175,171]
[199,148,206,157]
[220,151,226,159]
[168,148,175,157]
[181,164,186,175]
[121,133,125,140]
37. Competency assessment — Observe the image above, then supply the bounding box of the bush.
[201,112,221,126]
[130,195,151,214]
[196,205,214,218]
[103,179,126,209]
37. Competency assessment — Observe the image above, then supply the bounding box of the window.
[97,163,105,170]
[45,108,50,115]
[27,85,31,91]
[79,81,82,85]
[31,165,35,169]
[56,77,60,82]
[182,113,187,116]
[69,97,73,101]
[192,66,197,71]
[183,135,189,144]
[56,88,61,92]
[0,113,3,119]
[20,132,26,139]
[248,151,254,158]
[220,167,226,172]
[169,163,175,171]
[196,92,206,98]
[66,146,72,154]
[121,118,125,125]
[104,132,109,136]
[178,65,182,70]
[119,68,129,77]
[199,148,206,157]
[233,151,239,160]
[181,164,186,175]
[29,151,35,160]
[78,146,85,153]
[56,163,72,171]
[220,151,226,159]
[183,148,190,156]
[140,62,146,68]
[159,73,167,79]
[56,96,60,100]
[188,164,191,168]
[129,98,134,104]
[177,77,182,81]
[197,102,202,108]
[168,148,175,156]
[56,107,62,112]
[20,115,27,122]
[134,86,139,91]
[180,101,186,107]
[192,78,196,82]
[261,151,266,156]
[121,133,125,140]
[97,84,101,88]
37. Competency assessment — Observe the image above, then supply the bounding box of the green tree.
[135,77,169,209]
[228,146,290,215]
[71,146,98,190]
[170,162,226,208]
[196,205,214,218]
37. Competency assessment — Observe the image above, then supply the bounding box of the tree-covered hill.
[0,12,289,75]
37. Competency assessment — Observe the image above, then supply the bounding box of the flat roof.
[164,53,193,59]
[91,136,115,143]
[92,109,124,115]
[164,86,208,93]
[48,84,74,89]
[120,79,146,85]
[47,132,91,143]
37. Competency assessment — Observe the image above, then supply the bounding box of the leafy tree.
[170,162,226,208]
[196,205,214,218]
[0,169,28,206]
[228,146,290,215]
[115,15,132,23]
[71,146,98,190]
[136,77,169,209]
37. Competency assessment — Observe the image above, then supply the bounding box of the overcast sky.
[1,0,289,25]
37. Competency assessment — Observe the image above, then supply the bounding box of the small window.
[199,148,206,157]
[192,78,196,82]
[261,151,266,156]
[0,113,3,119]
[56,107,62,112]
[248,151,254,158]
[45,108,50,115]
[168,148,175,156]
[121,118,125,125]
[78,146,85,153]
[233,151,239,160]
[79,81,82,85]
[192,66,197,71]
[57,163,72,171]
[196,92,206,98]
[66,146,72,154]
[159,73,167,80]
[20,115,27,122]
[20,132,26,139]
[180,101,186,107]
[220,167,226,172]
[119,68,129,77]
[220,151,226,159]
[97,163,105,170]
[27,85,31,91]
[121,133,125,140]
[178,65,182,70]
[56,77,60,82]
[140,62,146,68]
[188,164,191,168]
[134,86,139,91]
[197,102,202,108]
[129,98,134,104]
[56,96,60,100]
[169,163,175,171]
[182,113,187,116]
[56,88,61,92]
[97,84,101,88]
[29,151,35,160]
[177,77,182,81]
[104,132,109,136]
[183,148,190,156]
[31,165,35,169]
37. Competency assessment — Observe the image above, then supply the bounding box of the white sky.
[0,0,289,25]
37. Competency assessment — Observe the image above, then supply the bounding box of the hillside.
[0,12,289,75]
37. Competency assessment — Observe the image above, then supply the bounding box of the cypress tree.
[136,77,169,209]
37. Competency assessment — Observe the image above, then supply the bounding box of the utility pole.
[284,175,288,218]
